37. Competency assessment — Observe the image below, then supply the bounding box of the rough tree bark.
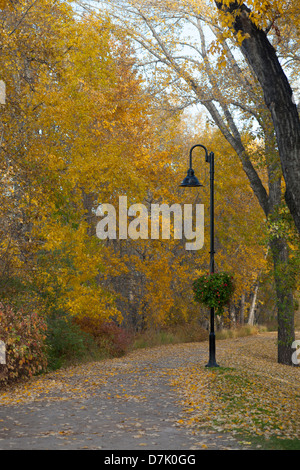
[269,237,295,365]
[215,1,300,235]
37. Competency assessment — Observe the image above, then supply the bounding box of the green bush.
[45,311,99,370]
[0,303,47,386]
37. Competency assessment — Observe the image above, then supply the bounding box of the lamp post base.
[205,360,219,368]
[205,332,219,368]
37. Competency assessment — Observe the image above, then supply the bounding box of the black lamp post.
[180,144,219,368]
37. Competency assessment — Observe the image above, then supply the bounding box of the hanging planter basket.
[192,272,235,315]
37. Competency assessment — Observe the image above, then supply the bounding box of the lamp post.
[180,144,219,368]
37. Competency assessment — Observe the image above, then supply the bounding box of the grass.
[131,323,208,350]
[233,428,300,450]
[132,323,264,350]
[247,436,300,450]
[132,330,178,349]
[215,324,268,340]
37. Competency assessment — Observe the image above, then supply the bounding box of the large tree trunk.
[270,237,295,366]
[215,1,300,234]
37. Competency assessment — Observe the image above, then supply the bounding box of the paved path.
[0,342,252,450]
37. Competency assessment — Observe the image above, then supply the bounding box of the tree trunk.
[248,282,258,326]
[240,292,245,325]
[214,1,300,234]
[230,303,236,327]
[270,237,295,366]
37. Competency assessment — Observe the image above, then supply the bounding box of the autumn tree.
[0,0,80,303]
[213,0,300,236]
[0,1,152,323]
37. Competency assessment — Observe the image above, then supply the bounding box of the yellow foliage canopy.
[0,0,269,329]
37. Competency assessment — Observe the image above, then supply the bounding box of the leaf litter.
[170,332,300,441]
[0,331,299,446]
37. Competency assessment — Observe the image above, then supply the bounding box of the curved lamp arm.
[180,144,213,188]
[189,144,209,169]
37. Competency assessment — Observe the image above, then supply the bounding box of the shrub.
[75,317,133,357]
[45,311,99,370]
[0,303,47,386]
[193,272,235,315]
